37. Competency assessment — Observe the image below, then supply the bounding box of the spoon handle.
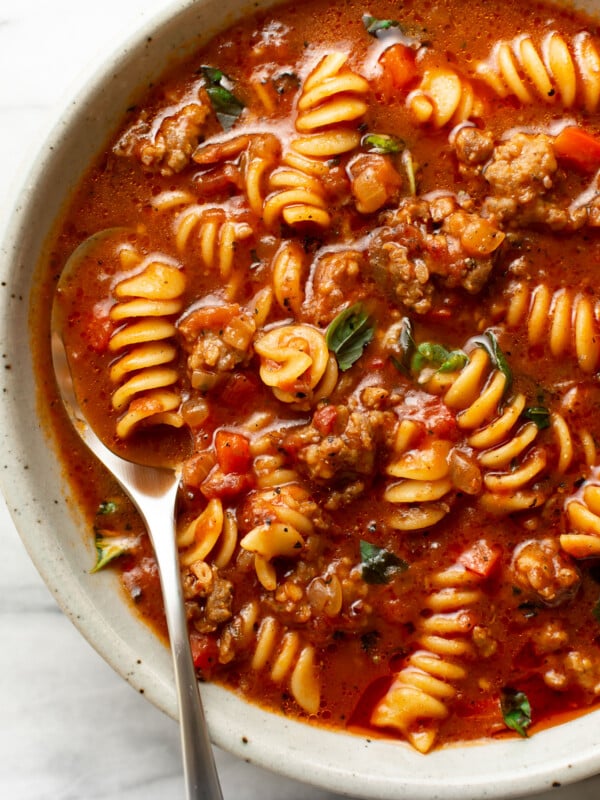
[143,495,224,800]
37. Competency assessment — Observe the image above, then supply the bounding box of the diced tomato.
[219,372,261,406]
[377,44,416,96]
[85,310,113,352]
[554,126,600,172]
[214,429,252,474]
[182,303,240,334]
[201,467,255,499]
[458,539,501,578]
[421,397,458,439]
[313,404,338,435]
[365,356,386,370]
[190,633,220,674]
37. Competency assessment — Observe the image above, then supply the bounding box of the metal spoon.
[50,246,223,800]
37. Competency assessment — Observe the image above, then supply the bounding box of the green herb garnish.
[90,532,133,573]
[361,132,404,154]
[523,406,551,430]
[362,15,401,36]
[500,688,532,737]
[199,66,244,128]
[97,500,118,515]
[325,303,374,371]
[470,329,513,395]
[360,540,408,584]
[411,341,468,374]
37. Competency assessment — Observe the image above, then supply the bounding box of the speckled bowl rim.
[1,0,600,797]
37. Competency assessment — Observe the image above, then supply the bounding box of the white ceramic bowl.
[2,1,600,797]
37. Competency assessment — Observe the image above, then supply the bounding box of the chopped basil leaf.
[361,132,405,154]
[362,15,401,36]
[411,341,468,374]
[523,406,551,430]
[500,688,532,737]
[360,540,408,584]
[325,303,374,371]
[97,500,118,515]
[199,66,244,128]
[90,532,133,573]
[470,329,513,395]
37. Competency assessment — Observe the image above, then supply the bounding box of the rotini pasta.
[562,473,600,558]
[240,480,316,589]
[178,498,239,568]
[408,67,484,128]
[108,253,186,438]
[262,52,368,229]
[384,421,454,530]
[501,281,600,374]
[251,617,321,714]
[474,31,600,111]
[254,323,337,408]
[371,562,484,753]
[421,346,549,513]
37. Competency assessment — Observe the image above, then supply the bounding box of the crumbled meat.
[543,649,600,695]
[368,197,503,313]
[283,405,395,501]
[472,625,498,657]
[510,538,581,606]
[482,132,587,230]
[182,563,233,633]
[454,126,494,166]
[530,621,569,655]
[308,250,366,325]
[177,303,256,388]
[114,88,212,175]
[484,133,557,204]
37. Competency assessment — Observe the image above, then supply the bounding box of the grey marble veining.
[2,1,600,798]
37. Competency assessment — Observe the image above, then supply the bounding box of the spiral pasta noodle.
[191,133,282,216]
[254,323,337,408]
[240,481,316,590]
[502,281,600,374]
[562,470,600,559]
[296,52,369,135]
[474,31,600,111]
[371,562,483,753]
[177,498,239,569]
[250,617,321,714]
[423,348,548,513]
[408,67,484,128]
[249,424,300,485]
[262,53,368,229]
[550,412,597,475]
[384,420,454,531]
[173,204,253,299]
[108,254,186,438]
[271,240,307,316]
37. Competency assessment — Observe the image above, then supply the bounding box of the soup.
[36,0,600,753]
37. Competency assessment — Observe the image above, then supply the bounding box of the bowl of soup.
[4,0,600,796]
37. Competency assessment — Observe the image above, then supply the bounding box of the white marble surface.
[2,1,600,799]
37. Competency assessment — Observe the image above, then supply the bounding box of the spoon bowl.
[50,304,223,800]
